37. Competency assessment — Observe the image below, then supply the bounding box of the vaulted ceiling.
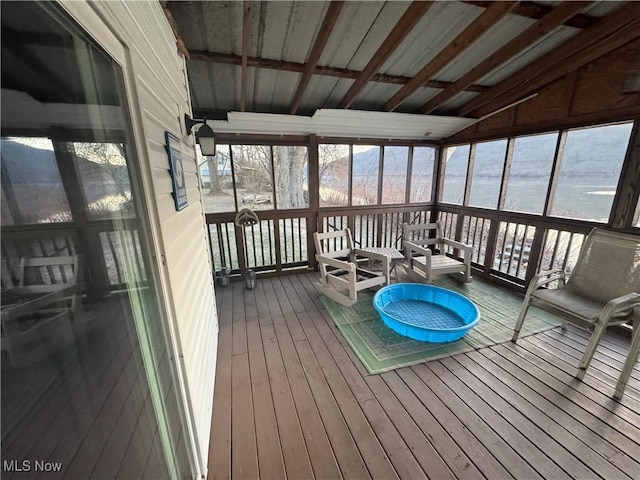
[165,1,639,122]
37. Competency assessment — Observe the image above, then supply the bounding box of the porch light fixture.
[184,114,216,156]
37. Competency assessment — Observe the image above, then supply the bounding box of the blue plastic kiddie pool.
[373,283,480,342]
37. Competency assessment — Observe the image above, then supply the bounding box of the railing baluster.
[267,220,274,265]
[550,229,562,270]
[207,223,218,274]
[497,222,509,271]
[298,217,303,262]
[274,219,282,272]
[563,232,576,273]
[289,219,295,262]
[477,218,486,264]
[515,225,528,278]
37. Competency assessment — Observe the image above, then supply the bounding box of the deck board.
[269,317,343,479]
[246,321,286,480]
[260,324,315,480]
[462,350,636,479]
[207,272,640,480]
[208,286,232,480]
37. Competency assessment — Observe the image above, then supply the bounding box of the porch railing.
[205,203,606,293]
[437,205,595,288]
[1,219,149,295]
[206,205,432,277]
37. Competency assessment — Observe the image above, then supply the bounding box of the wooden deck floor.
[208,272,640,480]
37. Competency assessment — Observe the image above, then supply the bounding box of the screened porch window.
[504,132,557,215]
[319,144,349,207]
[381,146,409,204]
[468,139,507,209]
[410,146,435,203]
[442,144,469,205]
[550,122,632,222]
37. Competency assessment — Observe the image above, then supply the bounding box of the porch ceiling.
[165,0,638,138]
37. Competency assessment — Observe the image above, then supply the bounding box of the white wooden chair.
[313,229,390,307]
[1,255,85,365]
[403,221,472,283]
[513,228,640,399]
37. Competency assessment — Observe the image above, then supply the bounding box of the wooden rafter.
[337,1,433,109]
[463,1,598,29]
[383,1,517,112]
[189,50,489,93]
[289,1,344,115]
[240,1,252,112]
[419,1,591,115]
[456,2,640,117]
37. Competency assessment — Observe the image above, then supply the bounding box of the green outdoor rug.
[320,276,562,374]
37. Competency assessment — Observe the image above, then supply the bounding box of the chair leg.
[614,316,640,400]
[464,259,472,283]
[576,319,607,381]
[512,300,531,342]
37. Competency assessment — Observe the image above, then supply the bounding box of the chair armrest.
[315,254,354,273]
[353,249,389,264]
[404,241,432,258]
[524,268,565,298]
[443,238,472,256]
[600,293,640,324]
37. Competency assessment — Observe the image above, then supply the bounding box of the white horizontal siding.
[66,1,218,478]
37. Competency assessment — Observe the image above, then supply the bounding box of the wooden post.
[308,135,319,269]
[525,225,546,284]
[482,215,500,274]
[543,130,567,216]
[463,143,476,207]
[376,146,384,247]
[609,120,640,229]
[497,137,514,210]
[431,145,444,224]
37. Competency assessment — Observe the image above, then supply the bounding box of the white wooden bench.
[513,228,640,399]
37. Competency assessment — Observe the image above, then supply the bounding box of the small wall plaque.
[165,131,188,211]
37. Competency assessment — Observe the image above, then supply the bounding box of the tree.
[273,145,307,208]
[72,142,132,214]
[206,155,222,194]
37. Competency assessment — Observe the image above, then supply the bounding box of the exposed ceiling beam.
[337,1,434,109]
[476,21,640,119]
[419,1,591,115]
[383,1,517,112]
[456,2,640,117]
[289,1,344,115]
[189,50,489,93]
[240,1,252,112]
[463,1,598,29]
